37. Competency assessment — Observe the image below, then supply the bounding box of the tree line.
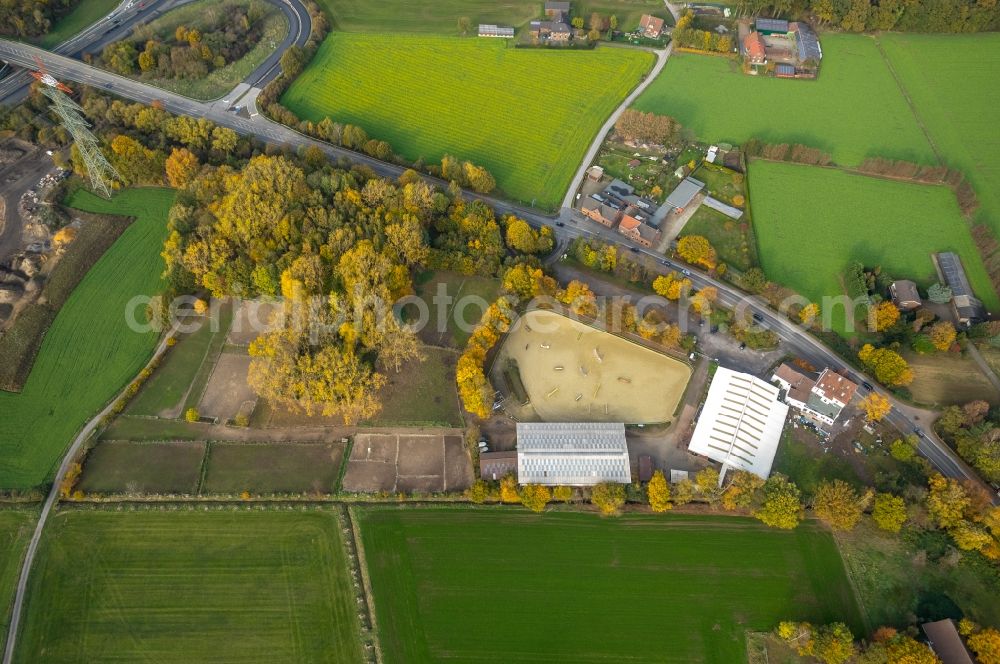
[0,0,77,38]
[731,0,1000,32]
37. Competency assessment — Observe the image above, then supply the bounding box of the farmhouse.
[530,20,572,41]
[772,364,857,428]
[478,24,515,38]
[618,210,661,247]
[581,198,622,227]
[516,422,632,486]
[688,367,788,479]
[480,450,518,481]
[743,32,767,67]
[934,251,987,326]
[639,14,665,39]
[889,279,922,311]
[664,176,705,212]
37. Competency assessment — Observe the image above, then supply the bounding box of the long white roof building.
[516,422,631,486]
[688,367,788,479]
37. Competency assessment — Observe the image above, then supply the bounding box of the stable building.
[480,450,518,480]
[664,176,705,213]
[478,24,515,38]
[688,367,788,480]
[516,422,631,486]
[934,251,987,326]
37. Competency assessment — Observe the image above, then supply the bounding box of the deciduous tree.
[813,479,871,531]
[647,470,672,512]
[520,484,551,512]
[860,392,892,422]
[858,344,914,387]
[754,475,803,529]
[872,493,907,533]
[591,482,626,515]
[677,235,717,269]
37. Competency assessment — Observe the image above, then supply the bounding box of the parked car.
[629,247,640,253]
[861,382,874,392]
[555,221,565,227]
[738,342,747,350]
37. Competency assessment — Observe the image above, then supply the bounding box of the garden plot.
[197,351,256,423]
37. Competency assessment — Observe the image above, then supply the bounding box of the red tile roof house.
[639,14,665,39]
[743,31,767,67]
[618,211,661,247]
[581,198,622,227]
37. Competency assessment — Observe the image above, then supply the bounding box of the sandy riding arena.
[493,310,691,424]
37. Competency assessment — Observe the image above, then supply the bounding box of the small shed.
[480,450,517,481]
[670,469,690,483]
[755,17,789,34]
[922,619,974,664]
[638,455,654,482]
[586,165,605,181]
[775,63,796,78]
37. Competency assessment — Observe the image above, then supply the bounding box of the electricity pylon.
[30,61,120,198]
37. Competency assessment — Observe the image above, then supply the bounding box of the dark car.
[555,221,564,227]
[629,247,639,253]
[752,312,764,322]
[739,342,747,350]
[861,381,874,392]
[710,325,719,333]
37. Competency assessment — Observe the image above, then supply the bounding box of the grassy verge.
[15,509,365,663]
[36,0,119,48]
[0,509,37,656]
[0,188,175,491]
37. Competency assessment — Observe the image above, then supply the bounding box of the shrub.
[184,407,200,422]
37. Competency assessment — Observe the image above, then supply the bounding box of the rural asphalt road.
[1,14,996,663]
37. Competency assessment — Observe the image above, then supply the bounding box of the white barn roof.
[688,367,788,478]
[517,422,631,486]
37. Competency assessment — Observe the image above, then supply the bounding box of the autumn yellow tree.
[799,303,820,326]
[695,466,722,505]
[559,280,598,317]
[519,484,551,512]
[500,474,521,503]
[591,482,626,515]
[926,473,970,529]
[754,474,803,529]
[858,344,914,387]
[813,479,871,531]
[647,470,672,512]
[928,320,957,351]
[672,478,694,506]
[859,392,892,422]
[872,493,907,533]
[691,286,718,315]
[721,470,764,510]
[968,627,1000,664]
[552,485,573,503]
[868,300,900,332]
[677,235,717,269]
[165,147,200,188]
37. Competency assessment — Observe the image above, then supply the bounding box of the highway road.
[0,0,310,105]
[0,24,993,491]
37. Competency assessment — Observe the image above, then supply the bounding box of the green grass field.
[748,161,997,334]
[78,440,207,494]
[368,347,462,427]
[36,0,119,48]
[0,188,174,490]
[680,205,755,271]
[125,319,226,417]
[413,270,500,348]
[634,34,935,167]
[202,441,347,494]
[356,507,865,663]
[282,34,653,209]
[15,509,364,663]
[0,510,36,656]
[878,33,1000,242]
[316,0,669,34]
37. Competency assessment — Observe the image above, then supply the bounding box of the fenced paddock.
[493,309,691,423]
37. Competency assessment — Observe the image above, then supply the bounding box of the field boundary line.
[2,323,179,664]
[346,506,383,664]
[831,530,874,634]
[873,37,943,164]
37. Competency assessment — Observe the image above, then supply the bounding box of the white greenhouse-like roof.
[688,367,788,479]
[516,422,631,486]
